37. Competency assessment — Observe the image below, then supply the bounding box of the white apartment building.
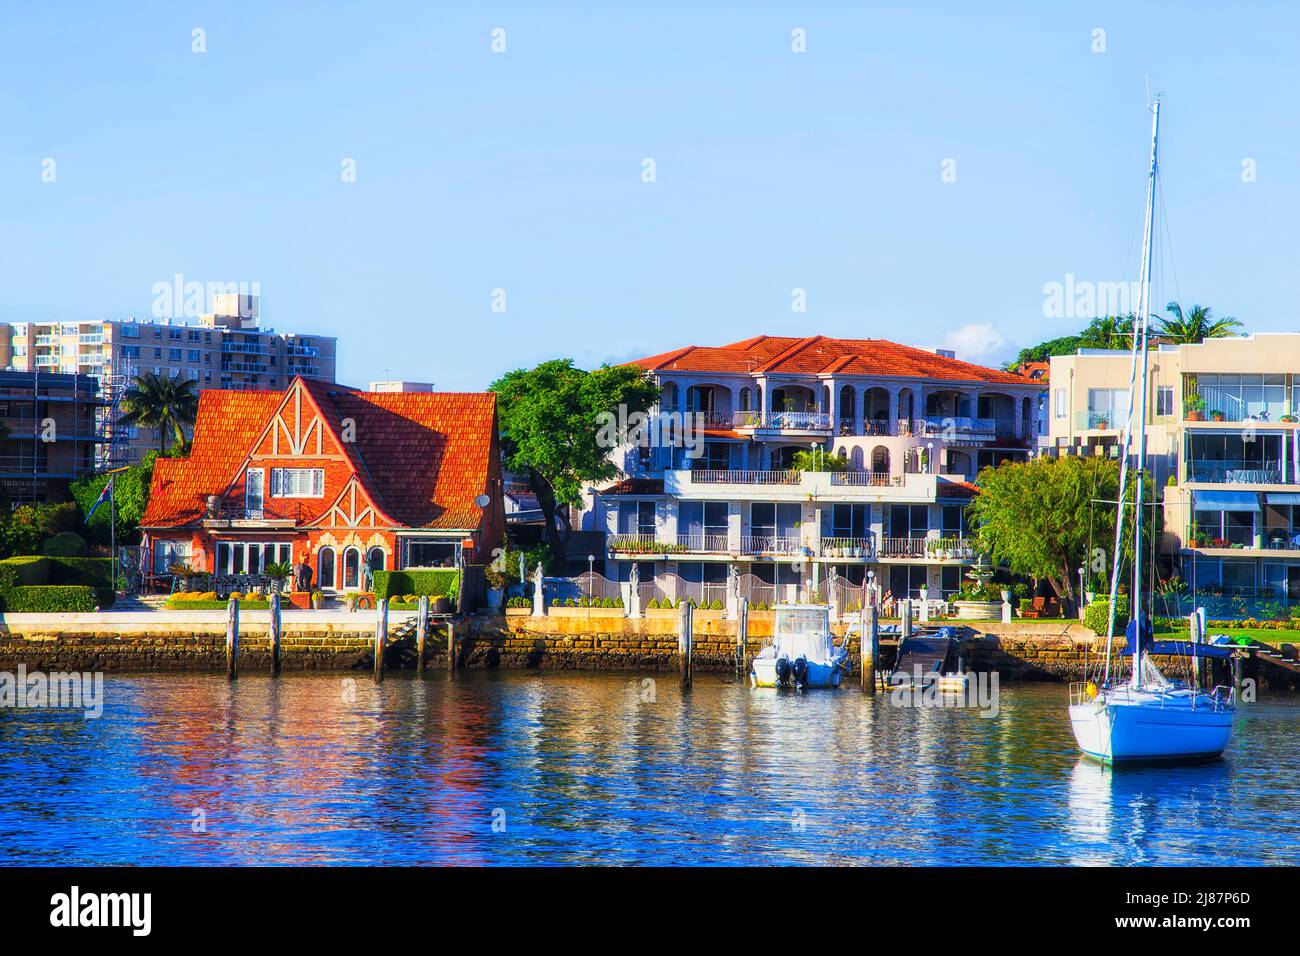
[582,334,1045,608]
[1049,333,1300,613]
[1,295,337,466]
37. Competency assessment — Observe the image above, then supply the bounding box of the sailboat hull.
[1069,692,1234,764]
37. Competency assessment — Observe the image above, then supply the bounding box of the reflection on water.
[0,672,1296,866]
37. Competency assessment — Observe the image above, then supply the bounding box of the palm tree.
[1158,302,1244,343]
[116,371,200,453]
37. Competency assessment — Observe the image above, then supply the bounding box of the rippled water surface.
[0,671,1296,865]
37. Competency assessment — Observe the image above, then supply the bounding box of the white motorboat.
[750,604,849,688]
[1067,96,1237,764]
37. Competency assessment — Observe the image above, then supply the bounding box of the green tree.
[491,359,659,563]
[69,451,159,546]
[116,371,200,453]
[1014,315,1136,367]
[790,449,848,472]
[967,456,1157,605]
[1158,302,1243,344]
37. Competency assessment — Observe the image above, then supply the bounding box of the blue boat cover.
[1122,617,1236,659]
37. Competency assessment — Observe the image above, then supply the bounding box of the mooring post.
[1189,610,1203,691]
[737,598,749,676]
[447,619,457,674]
[901,599,913,640]
[416,595,429,675]
[226,597,239,681]
[861,602,878,694]
[373,597,388,682]
[1232,653,1243,703]
[679,600,693,689]
[269,591,282,676]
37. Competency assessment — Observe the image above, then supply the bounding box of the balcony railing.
[676,532,732,553]
[920,415,999,436]
[820,537,875,557]
[1186,460,1282,484]
[741,535,804,555]
[732,410,831,430]
[830,471,902,487]
[607,533,681,554]
[689,469,799,485]
[878,537,928,558]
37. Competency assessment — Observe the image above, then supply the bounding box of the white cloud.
[944,322,1016,365]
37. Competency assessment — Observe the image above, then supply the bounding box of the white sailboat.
[750,604,850,688]
[1067,97,1237,764]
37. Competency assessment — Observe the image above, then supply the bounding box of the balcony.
[605,530,974,562]
[741,535,804,556]
[732,410,831,432]
[829,471,902,488]
[676,532,732,553]
[1075,410,1126,431]
[1186,460,1282,485]
[200,500,309,529]
[690,469,798,485]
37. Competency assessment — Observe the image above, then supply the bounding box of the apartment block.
[3,295,337,467]
[1049,334,1300,608]
[582,334,1045,607]
[0,370,102,505]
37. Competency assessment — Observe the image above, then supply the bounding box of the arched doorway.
[317,547,336,590]
[343,547,362,590]
[367,547,386,572]
[870,445,890,474]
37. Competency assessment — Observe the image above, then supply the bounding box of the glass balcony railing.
[1186,460,1282,484]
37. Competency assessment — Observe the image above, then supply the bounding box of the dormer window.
[270,467,324,497]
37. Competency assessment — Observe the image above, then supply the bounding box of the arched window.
[851,446,864,470]
[317,547,336,590]
[367,547,386,572]
[343,547,362,590]
[739,387,752,411]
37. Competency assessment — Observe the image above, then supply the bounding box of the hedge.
[165,598,270,610]
[1083,595,1130,636]
[48,557,114,588]
[41,531,89,557]
[4,585,98,613]
[0,556,50,590]
[372,569,460,600]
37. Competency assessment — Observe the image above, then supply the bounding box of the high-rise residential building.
[581,334,1045,607]
[3,295,337,468]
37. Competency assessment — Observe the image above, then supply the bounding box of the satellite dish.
[474,493,491,508]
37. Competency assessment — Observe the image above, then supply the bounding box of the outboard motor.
[793,656,809,688]
[775,656,792,687]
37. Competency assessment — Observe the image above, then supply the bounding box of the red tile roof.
[937,479,980,500]
[629,334,1027,385]
[601,478,665,496]
[142,378,498,531]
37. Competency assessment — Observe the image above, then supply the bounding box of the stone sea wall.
[0,612,1191,682]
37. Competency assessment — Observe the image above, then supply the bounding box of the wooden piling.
[416,595,429,675]
[225,598,239,681]
[679,601,693,689]
[1190,610,1203,691]
[269,591,282,676]
[900,599,913,640]
[1232,653,1243,703]
[737,598,749,676]
[373,597,387,682]
[860,603,878,694]
[447,619,457,674]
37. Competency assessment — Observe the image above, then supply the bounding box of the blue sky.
[2,1,1297,388]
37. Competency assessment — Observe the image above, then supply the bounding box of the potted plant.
[264,561,293,593]
[1282,413,1298,423]
[1096,416,1109,429]
[1210,409,1226,422]
[1184,394,1207,421]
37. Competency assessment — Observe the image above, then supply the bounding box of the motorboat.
[750,604,849,688]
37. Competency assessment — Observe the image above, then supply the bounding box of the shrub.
[47,556,113,588]
[647,598,660,609]
[5,585,97,612]
[710,599,724,611]
[40,531,88,557]
[1084,594,1130,636]
[506,596,529,608]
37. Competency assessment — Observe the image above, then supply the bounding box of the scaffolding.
[95,357,136,471]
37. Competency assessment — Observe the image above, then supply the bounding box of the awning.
[1266,493,1300,506]
[1192,490,1260,512]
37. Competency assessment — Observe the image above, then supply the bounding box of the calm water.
[0,671,1296,866]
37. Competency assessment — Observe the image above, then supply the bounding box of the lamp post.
[926,441,934,474]
[867,570,876,607]
[588,553,595,596]
[1078,563,1087,620]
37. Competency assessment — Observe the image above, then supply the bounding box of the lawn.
[1152,625,1297,647]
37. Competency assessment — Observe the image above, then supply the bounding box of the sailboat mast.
[1131,96,1161,690]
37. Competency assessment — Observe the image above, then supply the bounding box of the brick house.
[140,376,504,590]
